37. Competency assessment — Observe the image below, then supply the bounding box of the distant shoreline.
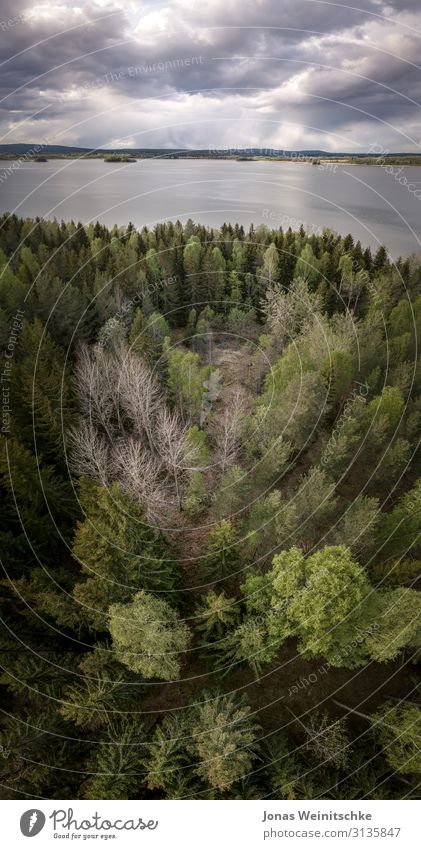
[1,145,421,167]
[1,153,421,166]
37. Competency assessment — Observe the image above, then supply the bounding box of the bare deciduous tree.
[304,711,350,769]
[155,408,200,508]
[117,352,163,450]
[67,421,110,485]
[111,437,167,520]
[74,345,119,440]
[213,388,246,471]
[72,344,201,519]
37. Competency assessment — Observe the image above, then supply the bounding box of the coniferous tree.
[185,692,258,791]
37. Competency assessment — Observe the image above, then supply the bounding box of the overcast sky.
[0,0,420,151]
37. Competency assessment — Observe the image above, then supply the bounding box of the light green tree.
[109,591,191,680]
[212,465,247,520]
[373,703,421,775]
[259,242,279,287]
[165,341,210,420]
[328,495,380,558]
[294,243,320,286]
[268,546,373,665]
[365,588,421,662]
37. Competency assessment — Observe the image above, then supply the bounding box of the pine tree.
[200,519,240,577]
[11,318,75,463]
[195,590,239,641]
[144,713,194,796]
[186,692,258,791]
[82,717,144,799]
[184,471,207,518]
[72,480,179,630]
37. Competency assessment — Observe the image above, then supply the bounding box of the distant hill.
[0,144,419,159]
[0,144,331,156]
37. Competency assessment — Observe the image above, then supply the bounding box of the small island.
[104,154,137,163]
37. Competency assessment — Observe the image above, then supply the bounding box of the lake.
[1,157,420,258]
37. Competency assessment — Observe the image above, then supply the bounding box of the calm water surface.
[1,158,420,258]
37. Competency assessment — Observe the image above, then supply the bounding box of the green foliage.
[373,703,421,774]
[72,480,178,629]
[129,308,170,363]
[109,591,191,680]
[320,385,410,490]
[186,692,258,791]
[98,316,126,350]
[144,713,194,797]
[0,437,79,568]
[268,546,373,665]
[201,519,240,577]
[212,464,247,520]
[11,318,75,462]
[82,717,144,799]
[370,479,421,563]
[259,242,279,288]
[244,490,282,557]
[322,350,354,404]
[294,243,320,286]
[165,341,210,420]
[183,236,202,304]
[59,674,138,731]
[370,558,421,588]
[195,590,239,641]
[255,369,327,459]
[268,734,304,800]
[365,588,421,662]
[184,471,207,518]
[221,620,280,678]
[282,466,338,552]
[241,568,273,616]
[186,425,210,466]
[328,495,380,558]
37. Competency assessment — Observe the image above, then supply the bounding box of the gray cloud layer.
[0,0,420,151]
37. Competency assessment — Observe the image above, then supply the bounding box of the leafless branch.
[67,421,110,485]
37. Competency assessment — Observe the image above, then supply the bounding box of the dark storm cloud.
[0,0,419,151]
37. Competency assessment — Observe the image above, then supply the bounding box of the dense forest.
[0,212,420,800]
